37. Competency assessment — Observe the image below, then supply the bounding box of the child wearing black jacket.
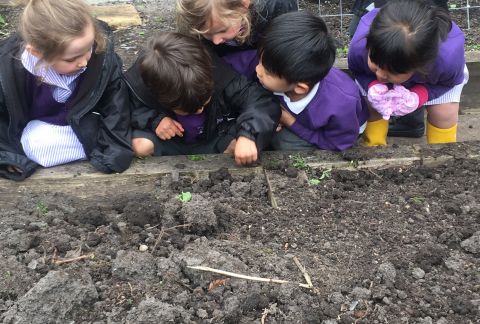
[124,32,280,165]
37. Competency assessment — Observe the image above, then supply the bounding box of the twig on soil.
[187,265,312,288]
[292,256,313,288]
[52,254,94,265]
[366,168,382,179]
[176,279,194,292]
[151,223,191,253]
[261,303,278,324]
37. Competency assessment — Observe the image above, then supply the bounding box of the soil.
[0,148,479,323]
[1,1,480,323]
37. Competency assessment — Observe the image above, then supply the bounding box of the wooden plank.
[91,4,141,29]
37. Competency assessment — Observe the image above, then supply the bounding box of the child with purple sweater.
[348,0,468,146]
[255,11,368,151]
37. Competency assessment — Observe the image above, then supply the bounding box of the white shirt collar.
[274,82,320,115]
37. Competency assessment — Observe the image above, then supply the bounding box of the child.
[254,11,368,151]
[176,0,297,52]
[0,0,133,181]
[176,0,297,79]
[124,32,280,165]
[348,0,468,146]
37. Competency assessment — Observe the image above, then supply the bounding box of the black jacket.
[0,22,134,181]
[124,47,280,151]
[212,0,298,56]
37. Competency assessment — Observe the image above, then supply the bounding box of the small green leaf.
[0,15,6,25]
[449,4,457,9]
[319,168,332,180]
[178,191,192,203]
[36,201,48,216]
[411,196,425,204]
[309,178,321,185]
[188,154,206,161]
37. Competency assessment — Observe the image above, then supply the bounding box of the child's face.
[49,23,95,76]
[367,55,414,84]
[255,61,295,93]
[203,14,242,45]
[172,96,211,116]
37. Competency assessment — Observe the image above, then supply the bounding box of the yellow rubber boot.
[426,122,457,144]
[362,119,388,146]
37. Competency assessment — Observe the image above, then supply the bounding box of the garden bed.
[1,143,479,323]
[0,1,479,323]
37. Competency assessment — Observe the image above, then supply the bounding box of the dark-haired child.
[348,0,468,146]
[124,32,280,165]
[255,11,368,151]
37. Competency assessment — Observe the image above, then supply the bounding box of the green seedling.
[349,159,359,168]
[35,201,48,216]
[177,191,192,203]
[308,178,321,186]
[309,168,332,185]
[290,154,308,170]
[449,4,457,8]
[336,46,348,56]
[411,196,425,204]
[188,154,206,161]
[0,15,6,26]
[319,168,332,180]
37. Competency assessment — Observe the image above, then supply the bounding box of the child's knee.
[426,102,459,128]
[132,138,154,157]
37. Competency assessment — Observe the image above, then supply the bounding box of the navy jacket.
[0,21,134,180]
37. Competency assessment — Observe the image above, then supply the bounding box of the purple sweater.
[348,9,465,100]
[280,68,369,151]
[25,72,81,126]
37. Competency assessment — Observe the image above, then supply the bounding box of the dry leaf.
[208,278,227,291]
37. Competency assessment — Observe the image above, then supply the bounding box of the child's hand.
[389,85,419,116]
[234,136,258,166]
[279,107,296,127]
[155,117,184,140]
[367,83,393,120]
[7,165,22,174]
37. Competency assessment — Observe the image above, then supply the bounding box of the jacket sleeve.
[0,88,38,181]
[129,90,168,133]
[88,53,134,174]
[222,75,281,151]
[289,95,364,151]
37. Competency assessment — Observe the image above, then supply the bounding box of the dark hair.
[140,32,214,114]
[366,0,452,74]
[259,11,336,86]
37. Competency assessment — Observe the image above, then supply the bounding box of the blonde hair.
[18,0,106,63]
[176,0,252,44]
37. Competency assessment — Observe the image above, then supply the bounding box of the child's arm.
[88,54,134,173]
[223,76,281,151]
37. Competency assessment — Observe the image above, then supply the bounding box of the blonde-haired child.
[0,0,133,180]
[176,0,297,77]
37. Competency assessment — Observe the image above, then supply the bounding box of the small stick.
[53,254,93,265]
[260,307,270,324]
[187,265,312,288]
[292,256,313,288]
[367,168,382,179]
[151,223,191,253]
